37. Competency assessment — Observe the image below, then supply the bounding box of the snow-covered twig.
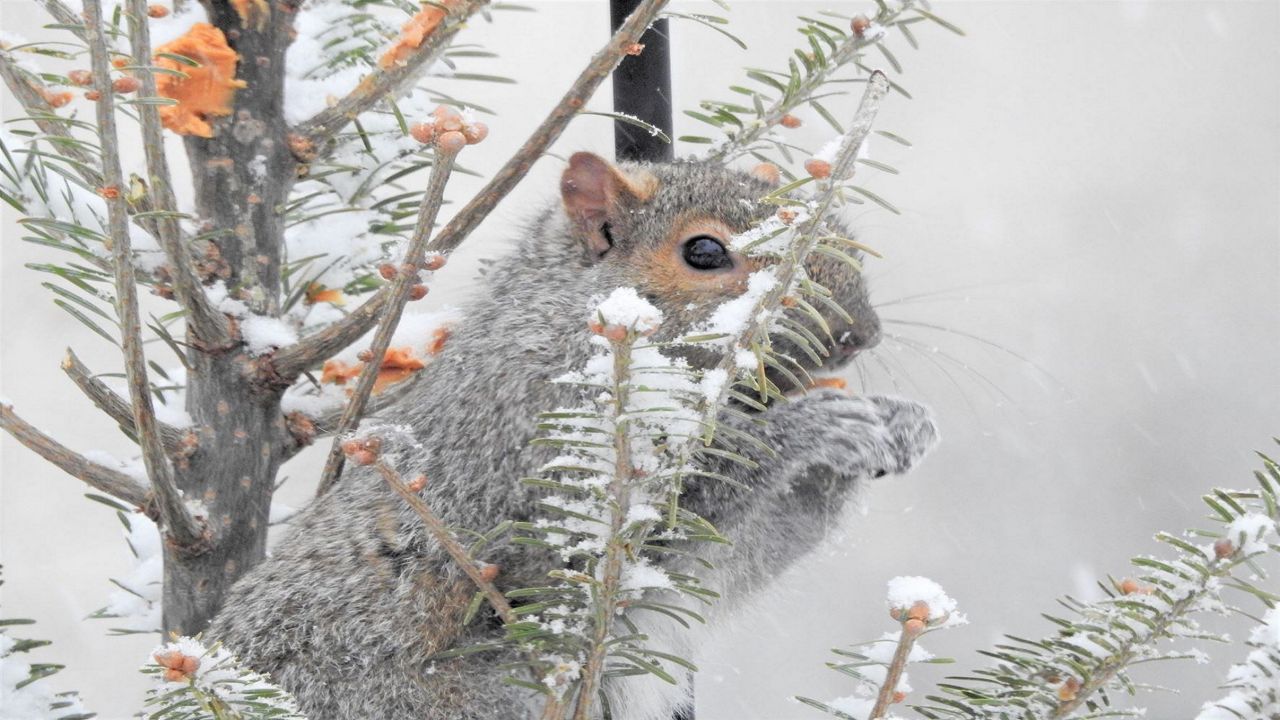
[125,0,231,345]
[83,0,204,551]
[292,0,489,153]
[314,133,459,497]
[142,636,304,719]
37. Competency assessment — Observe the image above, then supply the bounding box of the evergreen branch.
[869,618,924,719]
[293,0,489,154]
[706,4,916,163]
[0,402,151,509]
[568,332,638,720]
[373,457,517,624]
[37,0,92,43]
[84,0,205,552]
[61,348,187,453]
[126,0,231,346]
[0,51,102,187]
[314,141,458,498]
[278,0,672,366]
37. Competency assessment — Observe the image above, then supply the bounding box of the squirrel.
[207,153,940,720]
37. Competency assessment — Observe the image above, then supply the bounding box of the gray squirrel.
[208,153,939,720]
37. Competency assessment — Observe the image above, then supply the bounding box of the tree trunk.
[161,0,298,636]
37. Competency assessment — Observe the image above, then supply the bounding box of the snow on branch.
[1196,606,1280,719]
[141,636,304,719]
[1,575,92,720]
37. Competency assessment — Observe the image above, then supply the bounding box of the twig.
[868,619,923,719]
[84,0,204,550]
[0,51,103,186]
[125,0,231,345]
[0,403,151,509]
[313,145,457,497]
[61,348,186,452]
[569,335,636,720]
[374,458,516,624]
[293,0,489,152]
[271,0,670,379]
[707,3,915,163]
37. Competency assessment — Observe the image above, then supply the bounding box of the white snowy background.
[1,1,1278,717]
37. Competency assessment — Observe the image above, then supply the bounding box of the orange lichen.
[378,0,462,70]
[304,282,346,306]
[810,377,847,391]
[154,23,247,138]
[322,346,427,394]
[425,327,449,355]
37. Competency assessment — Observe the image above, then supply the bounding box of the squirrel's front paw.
[781,390,938,480]
[864,394,939,476]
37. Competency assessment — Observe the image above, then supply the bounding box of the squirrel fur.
[208,154,939,720]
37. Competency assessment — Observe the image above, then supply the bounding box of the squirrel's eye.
[681,235,732,271]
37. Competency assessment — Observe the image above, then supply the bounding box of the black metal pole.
[610,0,673,162]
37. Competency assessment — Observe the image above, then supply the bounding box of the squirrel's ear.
[560,152,656,258]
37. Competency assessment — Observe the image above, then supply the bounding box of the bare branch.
[84,0,205,550]
[272,0,671,379]
[314,145,458,497]
[869,616,924,719]
[125,0,231,345]
[293,0,489,153]
[373,458,516,625]
[61,348,186,452]
[0,403,151,509]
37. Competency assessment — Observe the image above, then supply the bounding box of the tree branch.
[292,0,489,153]
[271,0,671,380]
[125,0,231,345]
[0,51,103,187]
[374,458,516,624]
[61,348,186,452]
[708,3,915,163]
[314,144,457,497]
[0,403,151,509]
[84,0,205,550]
[868,617,923,719]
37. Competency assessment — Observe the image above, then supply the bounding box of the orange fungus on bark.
[154,23,247,138]
[378,0,462,70]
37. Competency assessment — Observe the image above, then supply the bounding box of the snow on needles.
[593,287,663,333]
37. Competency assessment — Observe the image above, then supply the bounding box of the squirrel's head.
[558,152,881,382]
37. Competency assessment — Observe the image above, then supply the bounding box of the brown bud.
[1057,676,1081,702]
[84,89,102,101]
[851,15,872,37]
[1213,537,1235,560]
[421,253,447,271]
[625,42,645,56]
[40,89,73,108]
[804,158,832,179]
[406,474,427,492]
[409,122,435,145]
[750,162,781,186]
[603,324,628,342]
[97,185,121,199]
[111,57,129,69]
[779,113,802,129]
[163,667,187,682]
[408,284,428,300]
[776,208,799,225]
[438,114,463,133]
[68,69,93,86]
[436,130,466,154]
[350,449,377,465]
[112,76,140,94]
[179,655,200,674]
[461,121,488,145]
[147,4,170,17]
[378,263,398,280]
[588,319,605,335]
[341,439,362,456]
[362,437,382,453]
[906,600,931,622]
[889,607,902,620]
[478,564,500,582]
[892,691,906,704]
[903,617,926,636]
[356,349,374,362]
